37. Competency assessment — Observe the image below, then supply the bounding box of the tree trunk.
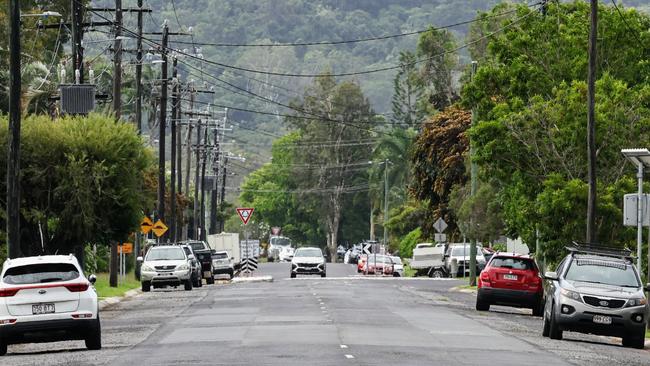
[109,242,118,287]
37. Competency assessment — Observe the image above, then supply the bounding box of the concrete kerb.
[98,288,141,310]
[231,275,273,284]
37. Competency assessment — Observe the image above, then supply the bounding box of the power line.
[167,4,536,48]
[88,3,541,78]
[609,0,644,45]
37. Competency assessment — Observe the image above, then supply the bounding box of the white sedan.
[0,255,101,356]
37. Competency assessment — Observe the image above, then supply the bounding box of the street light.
[621,148,650,273]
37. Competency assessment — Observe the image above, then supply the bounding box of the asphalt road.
[2,263,650,365]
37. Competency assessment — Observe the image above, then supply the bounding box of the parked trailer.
[207,233,241,270]
[409,243,448,277]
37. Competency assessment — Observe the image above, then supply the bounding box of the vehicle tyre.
[228,270,234,280]
[197,276,203,287]
[141,281,151,292]
[532,301,544,317]
[85,316,102,350]
[192,275,200,288]
[475,294,490,311]
[206,276,215,285]
[184,280,193,291]
[429,269,445,278]
[290,273,296,278]
[622,328,646,349]
[321,272,326,278]
[542,308,550,337]
[548,304,563,340]
[0,339,7,356]
[393,272,400,277]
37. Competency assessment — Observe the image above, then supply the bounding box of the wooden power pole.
[586,0,598,243]
[7,0,22,259]
[157,24,169,241]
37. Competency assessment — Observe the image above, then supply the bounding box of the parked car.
[0,255,101,356]
[179,244,203,288]
[291,247,326,278]
[542,244,650,349]
[390,256,404,277]
[183,240,215,285]
[345,246,362,264]
[361,255,394,276]
[138,245,194,292]
[476,253,544,316]
[212,251,235,279]
[445,244,486,276]
[337,245,347,261]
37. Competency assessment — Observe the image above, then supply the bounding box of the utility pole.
[112,0,123,120]
[209,114,222,234]
[200,122,209,242]
[157,24,169,241]
[169,58,179,243]
[383,159,389,254]
[71,0,85,83]
[185,86,195,198]
[109,0,123,288]
[219,156,228,232]
[7,0,22,259]
[469,60,478,286]
[135,0,143,134]
[193,118,203,239]
[177,88,183,199]
[586,0,598,244]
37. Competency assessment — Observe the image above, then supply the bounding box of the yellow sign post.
[140,216,153,234]
[152,220,168,237]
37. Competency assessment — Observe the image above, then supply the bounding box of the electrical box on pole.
[623,193,650,227]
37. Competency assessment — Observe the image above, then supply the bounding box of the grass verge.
[646,329,650,339]
[94,272,141,299]
[403,263,418,277]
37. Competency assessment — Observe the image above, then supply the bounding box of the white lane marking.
[340,345,348,349]
[320,306,326,310]
[345,355,355,359]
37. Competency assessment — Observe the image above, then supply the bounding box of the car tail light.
[64,283,89,292]
[0,318,17,325]
[0,288,19,297]
[71,313,93,319]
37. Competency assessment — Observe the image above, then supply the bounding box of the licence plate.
[504,274,518,280]
[32,303,55,315]
[204,271,212,277]
[593,315,612,325]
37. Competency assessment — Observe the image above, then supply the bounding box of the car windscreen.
[183,247,192,256]
[490,257,535,270]
[146,247,186,261]
[214,252,229,259]
[271,237,291,246]
[390,257,402,264]
[3,263,80,285]
[565,259,640,288]
[294,248,322,257]
[188,242,205,251]
[367,255,390,263]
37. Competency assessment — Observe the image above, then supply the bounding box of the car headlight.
[177,264,189,271]
[626,298,648,307]
[560,288,583,302]
[141,264,154,272]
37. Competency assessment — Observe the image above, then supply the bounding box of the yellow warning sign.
[152,220,168,237]
[141,216,153,234]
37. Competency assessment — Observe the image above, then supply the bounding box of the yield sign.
[237,208,254,225]
[140,216,153,234]
[152,220,168,237]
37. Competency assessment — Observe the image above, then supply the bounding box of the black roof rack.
[566,242,634,260]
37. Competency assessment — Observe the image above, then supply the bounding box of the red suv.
[476,253,544,316]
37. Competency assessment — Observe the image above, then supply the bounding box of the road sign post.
[236,208,254,276]
[152,220,168,240]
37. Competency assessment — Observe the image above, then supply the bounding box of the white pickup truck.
[409,243,448,277]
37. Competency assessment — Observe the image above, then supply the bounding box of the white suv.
[138,245,194,292]
[0,255,101,356]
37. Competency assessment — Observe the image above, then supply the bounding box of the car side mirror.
[544,271,558,281]
[136,256,144,263]
[88,274,97,285]
[188,254,195,260]
[645,283,650,292]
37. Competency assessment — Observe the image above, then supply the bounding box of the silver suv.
[138,246,194,292]
[542,244,650,348]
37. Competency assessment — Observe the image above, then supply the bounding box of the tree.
[391,51,425,127]
[286,73,375,260]
[416,27,459,111]
[410,106,471,238]
[0,114,154,258]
